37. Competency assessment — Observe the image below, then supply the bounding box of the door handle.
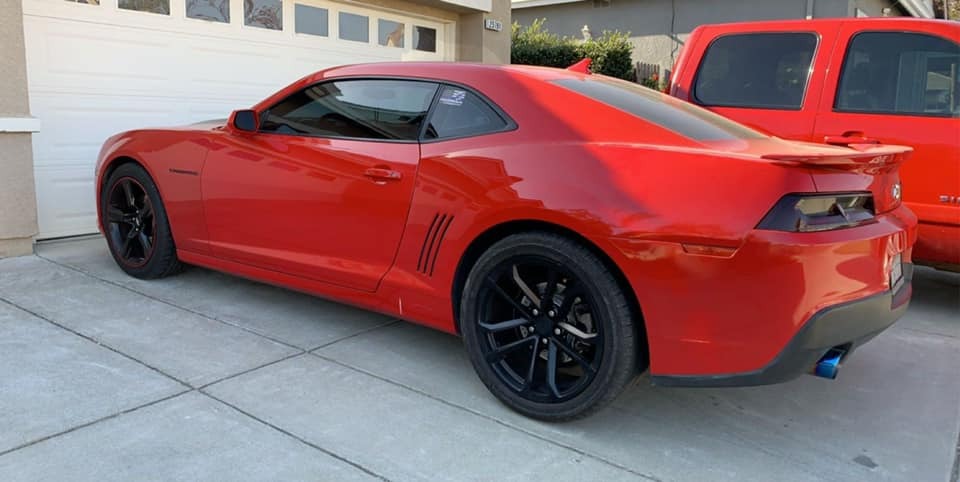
[364,167,402,182]
[824,132,880,146]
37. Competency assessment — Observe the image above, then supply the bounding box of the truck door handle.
[824,132,880,146]
[364,167,402,182]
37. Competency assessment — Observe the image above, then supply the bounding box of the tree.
[934,0,960,20]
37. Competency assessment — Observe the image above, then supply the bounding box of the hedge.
[511,19,637,82]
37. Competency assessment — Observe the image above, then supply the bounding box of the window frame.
[832,30,960,119]
[419,82,518,143]
[257,77,444,144]
[691,31,821,112]
[255,76,516,144]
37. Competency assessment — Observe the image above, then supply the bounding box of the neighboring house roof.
[512,0,583,9]
[511,0,935,18]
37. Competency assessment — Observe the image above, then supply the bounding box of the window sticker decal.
[440,89,466,106]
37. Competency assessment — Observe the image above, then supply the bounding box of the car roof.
[697,17,955,31]
[315,61,579,83]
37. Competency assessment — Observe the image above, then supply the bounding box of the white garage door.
[24,0,454,238]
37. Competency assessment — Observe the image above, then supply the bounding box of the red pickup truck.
[669,18,959,270]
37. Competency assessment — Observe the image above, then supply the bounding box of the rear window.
[694,33,818,110]
[554,77,767,141]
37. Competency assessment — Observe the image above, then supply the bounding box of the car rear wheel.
[101,163,182,279]
[461,232,640,421]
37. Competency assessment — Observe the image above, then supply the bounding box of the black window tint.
[424,87,509,139]
[555,77,767,141]
[694,33,818,110]
[836,32,960,117]
[260,80,438,141]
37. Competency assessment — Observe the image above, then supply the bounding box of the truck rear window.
[694,33,818,110]
[554,77,767,141]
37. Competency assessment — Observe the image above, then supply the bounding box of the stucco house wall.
[0,0,39,257]
[512,0,908,73]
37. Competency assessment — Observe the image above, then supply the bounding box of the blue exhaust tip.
[813,348,845,379]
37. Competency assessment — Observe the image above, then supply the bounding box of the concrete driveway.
[1,236,958,482]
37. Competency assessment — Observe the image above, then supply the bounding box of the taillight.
[757,193,875,232]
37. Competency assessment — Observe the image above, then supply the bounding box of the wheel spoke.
[485,335,536,363]
[106,206,127,224]
[138,232,153,254]
[121,180,136,208]
[558,321,598,341]
[521,337,541,391]
[140,202,153,222]
[121,236,135,258]
[546,342,561,398]
[552,336,597,375]
[512,265,541,308]
[479,317,528,333]
[486,277,534,319]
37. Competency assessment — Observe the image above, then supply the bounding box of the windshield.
[553,77,768,142]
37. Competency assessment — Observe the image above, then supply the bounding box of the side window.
[694,33,818,110]
[423,86,509,140]
[259,80,439,141]
[836,32,959,117]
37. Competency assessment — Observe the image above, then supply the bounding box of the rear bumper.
[651,264,912,387]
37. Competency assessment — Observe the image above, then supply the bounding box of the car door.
[812,23,960,265]
[201,78,439,291]
[679,25,839,141]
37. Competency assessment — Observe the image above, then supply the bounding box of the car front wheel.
[100,163,182,279]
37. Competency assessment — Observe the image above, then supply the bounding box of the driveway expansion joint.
[34,254,304,352]
[307,319,403,352]
[0,389,194,458]
[198,390,392,482]
[309,351,662,482]
[0,295,191,390]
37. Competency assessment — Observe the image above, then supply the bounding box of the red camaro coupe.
[96,62,916,420]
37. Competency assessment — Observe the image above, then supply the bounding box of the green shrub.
[576,30,636,81]
[511,19,636,82]
[511,19,580,69]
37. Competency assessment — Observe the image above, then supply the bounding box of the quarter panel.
[378,131,816,338]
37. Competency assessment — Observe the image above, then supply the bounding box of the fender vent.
[418,213,454,276]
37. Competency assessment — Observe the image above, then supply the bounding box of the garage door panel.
[33,166,98,239]
[29,94,182,169]
[25,0,453,238]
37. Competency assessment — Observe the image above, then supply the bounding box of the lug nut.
[548,310,556,317]
[543,338,549,343]
[554,328,561,335]
[532,309,539,316]
[529,326,535,332]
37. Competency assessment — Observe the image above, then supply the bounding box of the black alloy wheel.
[101,163,182,279]
[106,177,157,268]
[462,232,641,421]
[477,257,603,403]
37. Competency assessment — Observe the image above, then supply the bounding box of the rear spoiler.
[761,145,913,170]
[567,58,592,74]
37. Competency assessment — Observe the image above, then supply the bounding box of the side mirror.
[232,110,259,132]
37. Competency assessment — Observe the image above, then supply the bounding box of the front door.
[813,25,960,265]
[201,79,439,291]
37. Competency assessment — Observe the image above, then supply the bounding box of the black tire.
[100,163,182,279]
[461,232,641,421]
